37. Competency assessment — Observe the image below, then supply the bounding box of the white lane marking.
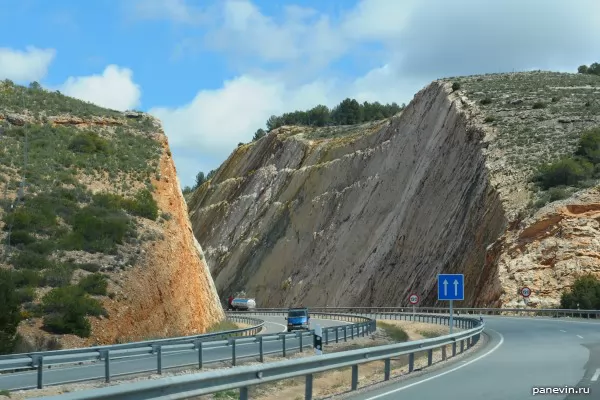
[577,335,584,339]
[362,331,505,400]
[560,330,567,333]
[592,369,600,382]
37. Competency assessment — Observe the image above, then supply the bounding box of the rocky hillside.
[188,71,600,309]
[0,80,223,351]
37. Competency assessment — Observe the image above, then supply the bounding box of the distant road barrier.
[252,306,600,319]
[39,311,482,400]
[0,312,371,391]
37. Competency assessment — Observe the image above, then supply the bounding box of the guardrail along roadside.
[38,311,483,400]
[0,312,372,391]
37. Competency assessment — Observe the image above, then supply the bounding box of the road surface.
[348,315,599,400]
[0,315,348,391]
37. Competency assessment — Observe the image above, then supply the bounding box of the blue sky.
[1,0,599,188]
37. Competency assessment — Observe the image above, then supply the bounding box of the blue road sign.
[437,274,464,301]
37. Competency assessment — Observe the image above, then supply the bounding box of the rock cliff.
[0,80,223,350]
[189,71,600,308]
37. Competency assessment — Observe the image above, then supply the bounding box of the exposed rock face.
[189,81,506,307]
[0,80,223,349]
[481,188,600,309]
[189,71,600,309]
[89,132,224,344]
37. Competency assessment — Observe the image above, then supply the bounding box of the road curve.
[0,315,349,392]
[348,315,600,400]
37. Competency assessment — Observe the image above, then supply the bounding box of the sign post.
[314,324,322,355]
[409,293,419,320]
[521,287,531,309]
[437,274,464,335]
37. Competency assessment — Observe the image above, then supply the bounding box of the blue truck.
[285,307,310,332]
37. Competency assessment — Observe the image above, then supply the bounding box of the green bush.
[10,269,42,288]
[452,82,461,91]
[575,128,600,164]
[534,157,593,189]
[8,230,35,246]
[77,273,108,295]
[77,263,102,273]
[68,132,109,154]
[41,285,107,337]
[560,274,600,310]
[547,187,570,202]
[123,189,159,220]
[0,269,23,354]
[66,206,132,253]
[532,101,547,109]
[41,264,74,287]
[15,287,37,303]
[10,251,53,270]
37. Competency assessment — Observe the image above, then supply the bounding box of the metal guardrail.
[0,312,372,391]
[253,306,600,319]
[38,311,482,400]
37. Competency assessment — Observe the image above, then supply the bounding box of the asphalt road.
[348,315,600,400]
[0,315,348,391]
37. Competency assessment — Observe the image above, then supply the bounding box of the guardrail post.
[442,346,447,361]
[305,373,313,400]
[37,356,43,389]
[336,328,339,343]
[384,358,391,381]
[351,325,354,339]
[461,340,465,353]
[325,329,329,345]
[351,365,358,390]
[157,345,162,374]
[240,386,249,400]
[299,331,303,352]
[344,326,347,342]
[103,350,110,383]
[232,338,237,366]
[198,340,203,369]
[282,334,287,357]
[452,341,457,357]
[427,349,433,366]
[259,336,264,362]
[409,353,414,372]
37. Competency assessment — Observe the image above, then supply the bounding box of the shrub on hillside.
[534,157,593,189]
[66,205,132,253]
[0,269,23,354]
[575,128,600,164]
[41,285,107,337]
[533,126,600,191]
[560,274,600,310]
[68,132,109,154]
[77,273,108,295]
[10,251,54,270]
[123,189,159,220]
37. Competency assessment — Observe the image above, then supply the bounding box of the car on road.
[286,307,310,332]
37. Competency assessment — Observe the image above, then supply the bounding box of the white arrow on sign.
[454,279,459,296]
[443,279,448,296]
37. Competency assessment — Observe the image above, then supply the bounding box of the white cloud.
[150,74,336,184]
[60,65,142,111]
[147,0,600,187]
[0,46,56,82]
[129,0,208,24]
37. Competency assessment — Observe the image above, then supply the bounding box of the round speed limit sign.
[521,287,531,298]
[409,294,419,305]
